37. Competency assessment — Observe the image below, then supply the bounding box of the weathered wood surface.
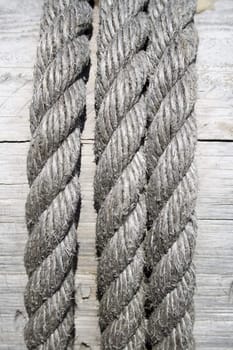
[0,1,233,349]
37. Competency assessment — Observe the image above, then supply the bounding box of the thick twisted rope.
[145,0,198,348]
[94,1,151,349]
[24,1,92,348]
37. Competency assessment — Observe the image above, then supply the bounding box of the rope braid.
[145,0,198,348]
[24,1,92,348]
[94,1,151,348]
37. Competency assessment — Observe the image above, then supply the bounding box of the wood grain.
[0,1,233,349]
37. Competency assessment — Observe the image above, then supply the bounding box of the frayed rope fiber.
[24,0,92,348]
[95,0,198,349]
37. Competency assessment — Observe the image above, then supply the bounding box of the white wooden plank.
[0,0,42,68]
[0,1,42,145]
[196,0,233,141]
[196,0,233,25]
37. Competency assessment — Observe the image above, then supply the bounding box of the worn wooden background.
[0,0,233,349]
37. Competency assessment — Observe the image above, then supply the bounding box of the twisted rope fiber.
[94,0,152,349]
[145,0,198,348]
[24,0,92,348]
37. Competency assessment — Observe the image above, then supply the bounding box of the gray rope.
[145,0,198,348]
[24,1,92,348]
[94,0,150,349]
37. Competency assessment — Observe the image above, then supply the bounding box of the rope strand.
[94,1,150,348]
[24,1,92,348]
[145,1,198,348]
